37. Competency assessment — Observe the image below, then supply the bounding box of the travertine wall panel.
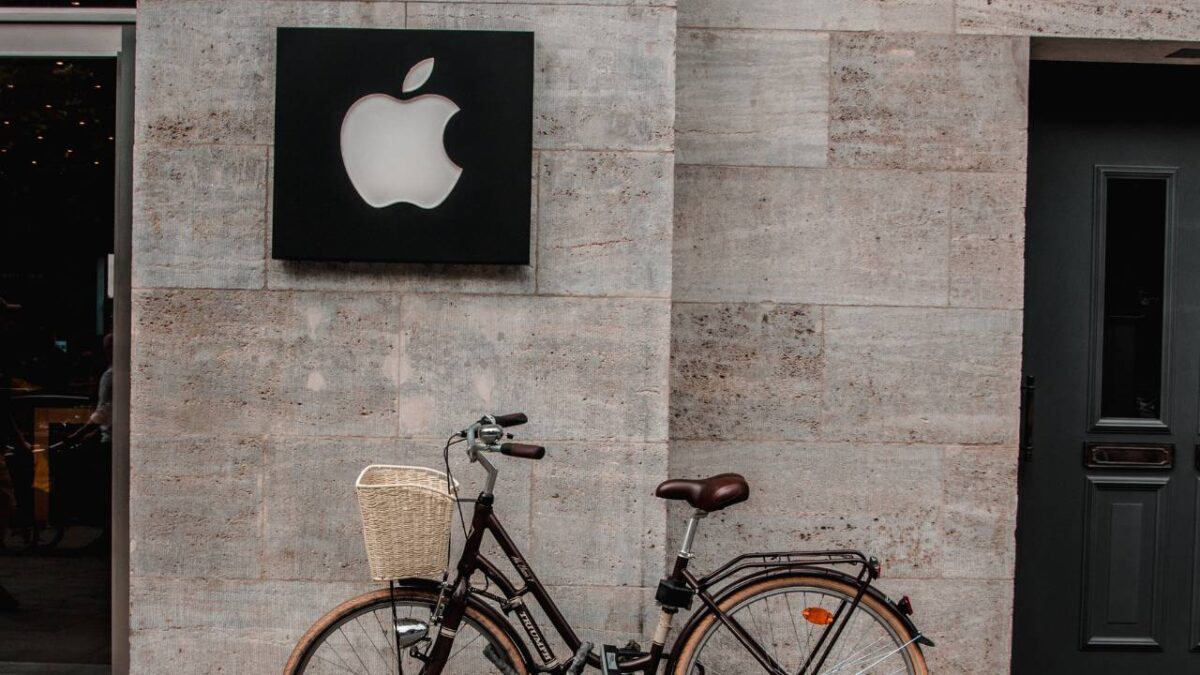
[529,442,667,587]
[680,0,954,32]
[396,294,670,443]
[133,145,268,289]
[676,28,829,167]
[949,172,1027,309]
[830,32,1029,172]
[673,441,944,577]
[671,302,823,440]
[129,435,263,578]
[957,0,1200,40]
[537,151,674,297]
[135,1,409,146]
[884,577,1015,674]
[131,577,370,672]
[941,445,1018,580]
[674,166,951,305]
[407,3,676,151]
[131,289,399,437]
[822,306,1022,444]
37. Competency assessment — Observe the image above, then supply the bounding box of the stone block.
[131,576,370,673]
[673,166,949,305]
[537,151,673,297]
[941,445,1017,579]
[131,289,399,437]
[822,306,1022,445]
[669,441,943,578]
[676,29,828,168]
[830,33,1028,172]
[135,1,408,146]
[265,150,537,293]
[397,294,670,442]
[679,0,953,32]
[133,144,268,290]
[875,577,1014,674]
[671,303,822,440]
[949,172,1026,309]
[958,0,1200,40]
[407,3,675,151]
[528,442,666,587]
[129,434,263,578]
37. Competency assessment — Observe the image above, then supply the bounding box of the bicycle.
[285,413,933,674]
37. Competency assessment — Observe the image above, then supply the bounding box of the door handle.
[1020,375,1035,462]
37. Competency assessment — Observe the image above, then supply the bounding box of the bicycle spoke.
[338,627,372,673]
[682,582,919,675]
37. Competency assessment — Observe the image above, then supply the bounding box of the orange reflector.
[802,607,834,626]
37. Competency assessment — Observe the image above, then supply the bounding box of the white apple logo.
[340,58,462,209]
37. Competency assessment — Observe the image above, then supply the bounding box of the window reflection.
[1100,176,1168,421]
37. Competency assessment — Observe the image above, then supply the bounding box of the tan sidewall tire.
[283,587,528,675]
[670,574,929,675]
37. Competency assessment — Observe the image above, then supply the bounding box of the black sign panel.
[272,28,534,264]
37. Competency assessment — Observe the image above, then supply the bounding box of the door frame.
[0,12,135,675]
[1016,38,1200,671]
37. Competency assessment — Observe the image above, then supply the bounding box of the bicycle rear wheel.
[670,574,928,675]
[285,586,527,675]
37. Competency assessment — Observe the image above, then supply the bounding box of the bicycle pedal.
[565,641,592,675]
[600,644,620,675]
[483,643,519,675]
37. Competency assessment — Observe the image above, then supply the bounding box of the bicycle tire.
[670,574,929,675]
[284,586,529,675]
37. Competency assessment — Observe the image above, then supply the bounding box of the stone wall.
[128,1,674,671]
[127,0,1200,672]
[670,2,1200,674]
[669,5,1028,675]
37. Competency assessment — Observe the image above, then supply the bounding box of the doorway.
[0,14,132,675]
[1014,57,1200,671]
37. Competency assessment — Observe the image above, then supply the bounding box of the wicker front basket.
[355,465,458,580]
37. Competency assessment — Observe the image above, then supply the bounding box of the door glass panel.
[1099,175,1168,422]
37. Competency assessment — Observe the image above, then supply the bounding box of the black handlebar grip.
[500,442,545,460]
[493,412,528,428]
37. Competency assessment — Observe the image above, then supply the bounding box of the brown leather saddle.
[654,473,749,512]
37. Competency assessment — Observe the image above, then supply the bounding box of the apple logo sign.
[340,58,462,209]
[272,28,533,264]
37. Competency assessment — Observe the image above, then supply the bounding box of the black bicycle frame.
[419,493,884,675]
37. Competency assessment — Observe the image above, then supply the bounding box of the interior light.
[55,61,64,66]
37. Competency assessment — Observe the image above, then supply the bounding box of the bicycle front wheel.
[284,586,527,675]
[671,574,928,675]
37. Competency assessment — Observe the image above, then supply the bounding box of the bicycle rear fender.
[669,567,935,660]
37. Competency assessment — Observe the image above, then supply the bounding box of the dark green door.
[1014,61,1200,672]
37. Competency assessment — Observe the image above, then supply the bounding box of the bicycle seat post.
[678,509,707,559]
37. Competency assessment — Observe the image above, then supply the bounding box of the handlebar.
[462,413,544,462]
[500,442,545,460]
[492,412,528,428]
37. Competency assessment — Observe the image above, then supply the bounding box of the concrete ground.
[0,527,110,670]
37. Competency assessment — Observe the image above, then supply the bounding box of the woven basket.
[355,465,458,580]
